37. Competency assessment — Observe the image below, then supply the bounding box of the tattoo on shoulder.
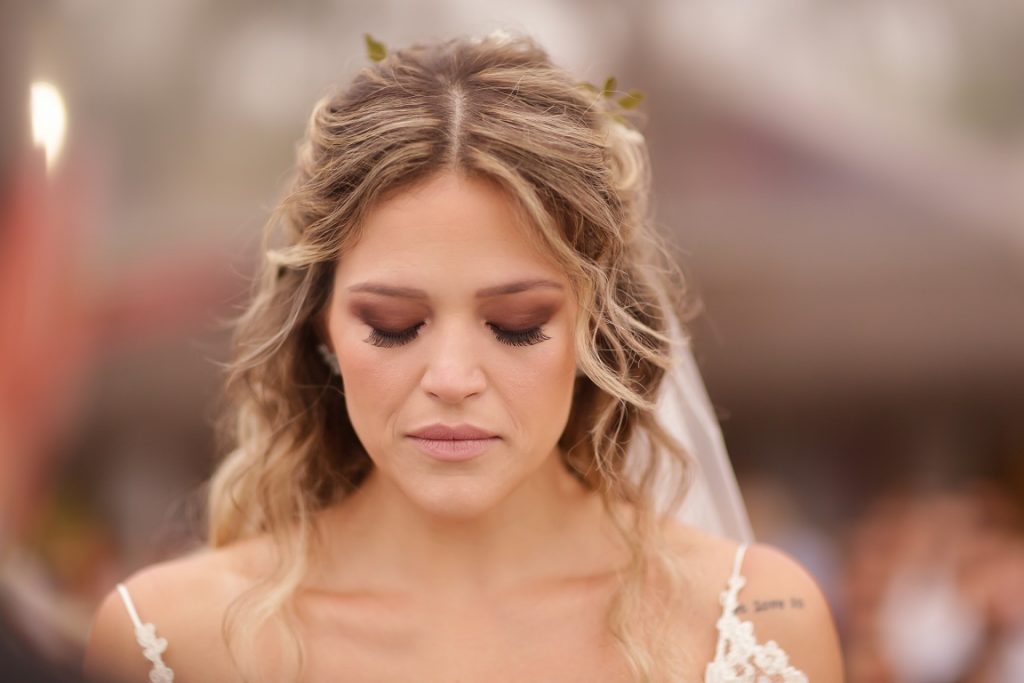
[734,597,805,615]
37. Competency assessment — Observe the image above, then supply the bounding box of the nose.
[419,321,487,404]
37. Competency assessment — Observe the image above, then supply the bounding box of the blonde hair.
[208,30,697,682]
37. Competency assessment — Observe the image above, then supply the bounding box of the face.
[323,171,579,520]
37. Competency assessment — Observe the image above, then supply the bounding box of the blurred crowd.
[842,483,1024,682]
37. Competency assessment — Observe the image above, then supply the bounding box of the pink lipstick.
[406,423,500,462]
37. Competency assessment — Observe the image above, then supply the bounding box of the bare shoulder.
[656,517,745,592]
[727,542,844,682]
[83,537,271,682]
[657,519,844,681]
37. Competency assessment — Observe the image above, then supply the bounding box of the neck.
[310,451,628,599]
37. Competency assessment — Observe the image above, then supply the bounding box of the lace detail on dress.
[704,544,809,683]
[115,583,175,683]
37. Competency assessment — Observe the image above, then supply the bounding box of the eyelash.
[365,322,551,348]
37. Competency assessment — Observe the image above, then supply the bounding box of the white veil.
[627,313,755,543]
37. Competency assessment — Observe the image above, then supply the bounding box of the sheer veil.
[628,312,755,543]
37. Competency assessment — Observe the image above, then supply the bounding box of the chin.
[398,475,514,521]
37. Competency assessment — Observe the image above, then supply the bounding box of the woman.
[83,32,843,682]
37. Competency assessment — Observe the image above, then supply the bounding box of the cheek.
[331,327,409,439]
[502,335,577,438]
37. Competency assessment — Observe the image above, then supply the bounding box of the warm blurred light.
[30,80,67,174]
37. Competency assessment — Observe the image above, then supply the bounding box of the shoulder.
[83,538,271,682]
[727,541,845,682]
[657,520,844,681]
[655,517,745,593]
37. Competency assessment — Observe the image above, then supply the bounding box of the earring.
[317,343,341,376]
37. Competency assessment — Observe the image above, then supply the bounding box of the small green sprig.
[577,76,645,127]
[364,33,387,62]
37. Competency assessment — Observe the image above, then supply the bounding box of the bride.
[83,31,842,683]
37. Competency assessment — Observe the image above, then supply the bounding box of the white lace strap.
[730,542,748,586]
[713,542,749,657]
[704,543,810,682]
[115,583,175,683]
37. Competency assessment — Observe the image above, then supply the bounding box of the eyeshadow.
[347,290,563,326]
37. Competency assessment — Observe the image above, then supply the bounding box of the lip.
[407,423,498,440]
[406,423,500,462]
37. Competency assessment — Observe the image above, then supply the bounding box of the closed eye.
[363,322,550,348]
[487,323,550,347]
[365,323,423,348]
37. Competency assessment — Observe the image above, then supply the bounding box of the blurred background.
[2,1,1022,681]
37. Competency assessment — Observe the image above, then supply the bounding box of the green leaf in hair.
[601,76,617,98]
[364,33,387,62]
[617,89,644,110]
[582,76,646,132]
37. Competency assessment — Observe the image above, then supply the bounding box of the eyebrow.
[346,278,564,299]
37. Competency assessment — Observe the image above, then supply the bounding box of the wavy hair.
[208,30,697,682]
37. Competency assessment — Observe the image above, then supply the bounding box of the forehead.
[335,171,563,284]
